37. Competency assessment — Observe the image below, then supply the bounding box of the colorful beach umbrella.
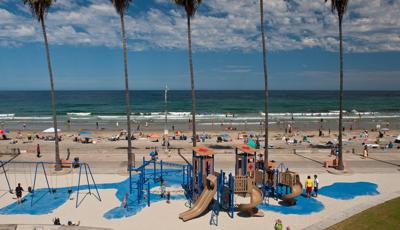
[0,129,10,134]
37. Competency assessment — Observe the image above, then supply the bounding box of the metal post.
[30,163,39,206]
[87,164,101,201]
[182,165,185,184]
[84,164,91,194]
[1,163,12,193]
[129,163,132,194]
[41,162,52,194]
[153,159,156,182]
[147,182,150,207]
[160,160,163,179]
[75,164,82,208]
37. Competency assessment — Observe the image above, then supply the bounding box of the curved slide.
[179,174,217,222]
[238,186,264,217]
[282,183,303,201]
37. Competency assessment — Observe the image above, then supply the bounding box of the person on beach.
[305,176,313,198]
[274,219,283,230]
[160,179,166,198]
[36,144,41,158]
[313,175,319,197]
[167,191,171,204]
[96,122,99,130]
[52,217,61,225]
[15,183,24,204]
[363,145,369,158]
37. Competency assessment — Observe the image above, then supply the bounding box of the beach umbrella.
[43,127,61,133]
[0,129,10,134]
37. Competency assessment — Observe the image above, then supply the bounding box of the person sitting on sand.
[15,183,24,204]
[68,220,80,226]
[305,176,313,198]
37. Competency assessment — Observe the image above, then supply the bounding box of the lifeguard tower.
[192,146,216,202]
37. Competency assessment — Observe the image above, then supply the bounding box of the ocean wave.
[67,112,91,116]
[97,116,127,120]
[13,116,52,120]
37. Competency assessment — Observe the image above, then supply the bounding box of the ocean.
[0,90,399,130]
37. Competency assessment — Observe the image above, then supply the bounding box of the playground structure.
[127,156,190,208]
[0,160,101,208]
[179,144,303,225]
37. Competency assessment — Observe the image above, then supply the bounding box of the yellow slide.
[179,174,218,222]
[238,185,264,217]
[282,183,303,201]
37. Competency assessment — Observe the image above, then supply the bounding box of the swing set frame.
[0,160,101,208]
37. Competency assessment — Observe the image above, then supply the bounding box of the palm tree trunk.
[187,15,196,147]
[259,0,269,171]
[41,18,61,171]
[337,17,344,170]
[120,14,134,169]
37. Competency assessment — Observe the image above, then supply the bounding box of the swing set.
[0,160,101,208]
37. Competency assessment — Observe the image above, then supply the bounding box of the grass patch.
[327,197,400,230]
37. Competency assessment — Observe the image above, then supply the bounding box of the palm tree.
[23,0,61,171]
[259,0,270,171]
[174,0,202,147]
[111,0,135,169]
[324,0,349,170]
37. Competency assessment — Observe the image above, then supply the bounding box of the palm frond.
[325,0,349,18]
[23,0,55,22]
[111,0,133,16]
[174,0,202,17]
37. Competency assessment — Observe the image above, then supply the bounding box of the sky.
[0,0,399,90]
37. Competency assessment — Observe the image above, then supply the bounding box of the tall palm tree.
[174,0,202,147]
[111,0,135,169]
[325,0,349,170]
[259,0,270,171]
[23,0,61,171]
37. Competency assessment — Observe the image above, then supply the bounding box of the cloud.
[0,0,399,52]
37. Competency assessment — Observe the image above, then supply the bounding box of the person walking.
[15,183,24,204]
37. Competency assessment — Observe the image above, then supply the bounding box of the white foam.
[67,112,91,116]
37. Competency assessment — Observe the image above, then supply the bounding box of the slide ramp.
[282,183,303,201]
[179,174,217,222]
[238,185,264,217]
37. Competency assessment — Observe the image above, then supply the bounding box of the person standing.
[313,175,319,198]
[274,219,283,230]
[306,176,313,198]
[15,183,24,204]
[36,144,41,158]
[363,145,369,158]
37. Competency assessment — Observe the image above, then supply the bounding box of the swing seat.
[54,159,72,168]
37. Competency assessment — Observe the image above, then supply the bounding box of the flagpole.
[164,85,168,132]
